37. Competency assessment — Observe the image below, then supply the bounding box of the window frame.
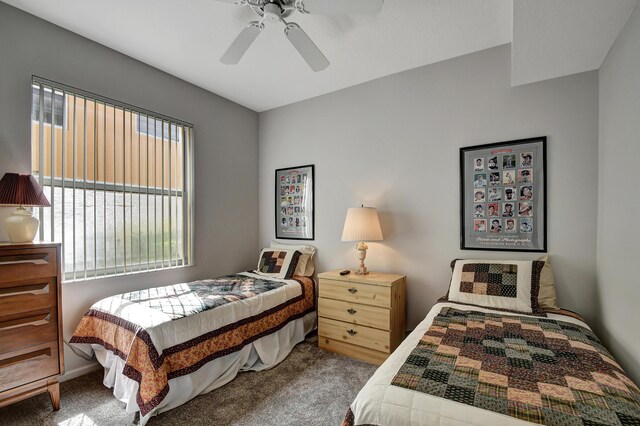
[31,76,195,282]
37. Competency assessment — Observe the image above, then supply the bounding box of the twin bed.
[343,301,640,425]
[344,259,640,426]
[70,243,317,425]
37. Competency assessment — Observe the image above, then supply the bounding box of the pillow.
[537,255,558,309]
[255,249,302,280]
[270,241,316,276]
[445,259,546,315]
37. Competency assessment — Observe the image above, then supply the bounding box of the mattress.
[345,302,640,426]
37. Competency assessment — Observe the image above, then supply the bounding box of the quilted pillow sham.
[443,259,545,315]
[255,249,302,280]
[270,240,316,276]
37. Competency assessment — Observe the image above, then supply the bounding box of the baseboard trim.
[59,362,101,383]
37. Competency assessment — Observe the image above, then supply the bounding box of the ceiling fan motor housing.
[264,3,283,23]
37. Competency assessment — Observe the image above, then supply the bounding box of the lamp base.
[354,266,369,275]
[354,243,369,275]
[4,208,39,243]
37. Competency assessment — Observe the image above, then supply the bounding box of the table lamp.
[0,173,50,243]
[341,206,383,275]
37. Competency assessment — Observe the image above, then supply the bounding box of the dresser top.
[318,269,406,286]
[0,241,61,249]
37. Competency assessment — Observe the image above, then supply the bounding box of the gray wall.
[0,3,259,376]
[597,4,640,382]
[259,44,600,331]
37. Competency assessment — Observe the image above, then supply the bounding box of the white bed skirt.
[92,311,317,425]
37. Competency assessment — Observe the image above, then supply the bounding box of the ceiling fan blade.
[284,23,329,72]
[220,21,264,65]
[296,0,383,15]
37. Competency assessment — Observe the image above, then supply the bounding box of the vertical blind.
[31,76,194,282]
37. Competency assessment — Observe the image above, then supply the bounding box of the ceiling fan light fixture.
[263,3,282,23]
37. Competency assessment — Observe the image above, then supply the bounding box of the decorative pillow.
[445,259,545,315]
[270,240,316,276]
[537,255,558,309]
[255,249,302,280]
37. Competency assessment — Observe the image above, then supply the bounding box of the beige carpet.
[0,335,376,426]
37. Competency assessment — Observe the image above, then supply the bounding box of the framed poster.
[460,137,547,252]
[275,164,314,240]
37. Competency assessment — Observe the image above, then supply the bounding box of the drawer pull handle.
[0,348,51,369]
[0,283,50,298]
[0,253,50,266]
[346,329,357,336]
[346,308,357,315]
[348,288,358,294]
[0,313,51,331]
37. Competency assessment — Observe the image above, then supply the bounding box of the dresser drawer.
[318,317,390,353]
[0,341,60,392]
[318,297,390,330]
[0,278,57,317]
[0,309,58,355]
[319,279,390,308]
[0,248,57,282]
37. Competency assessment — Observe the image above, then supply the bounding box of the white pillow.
[445,259,545,315]
[255,248,302,280]
[270,240,316,276]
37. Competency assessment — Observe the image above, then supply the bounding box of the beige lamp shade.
[341,207,383,242]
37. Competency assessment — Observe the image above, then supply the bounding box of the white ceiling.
[2,0,513,112]
[1,0,637,112]
[512,0,637,86]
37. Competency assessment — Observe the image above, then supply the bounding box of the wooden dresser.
[317,270,406,365]
[0,242,63,411]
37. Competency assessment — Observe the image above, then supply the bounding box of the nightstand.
[317,270,406,365]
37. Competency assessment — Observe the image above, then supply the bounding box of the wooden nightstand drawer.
[318,298,390,330]
[0,309,58,355]
[0,341,59,392]
[319,279,391,308]
[0,248,57,282]
[318,317,390,353]
[0,278,57,317]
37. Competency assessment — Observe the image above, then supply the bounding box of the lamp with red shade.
[0,173,50,242]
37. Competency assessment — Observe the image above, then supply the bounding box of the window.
[136,115,179,142]
[31,85,65,127]
[31,77,194,282]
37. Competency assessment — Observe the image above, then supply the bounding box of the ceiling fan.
[216,0,384,71]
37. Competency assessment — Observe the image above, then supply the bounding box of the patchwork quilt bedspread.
[70,272,315,416]
[344,303,640,426]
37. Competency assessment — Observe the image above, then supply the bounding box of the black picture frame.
[460,137,547,252]
[275,164,314,240]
